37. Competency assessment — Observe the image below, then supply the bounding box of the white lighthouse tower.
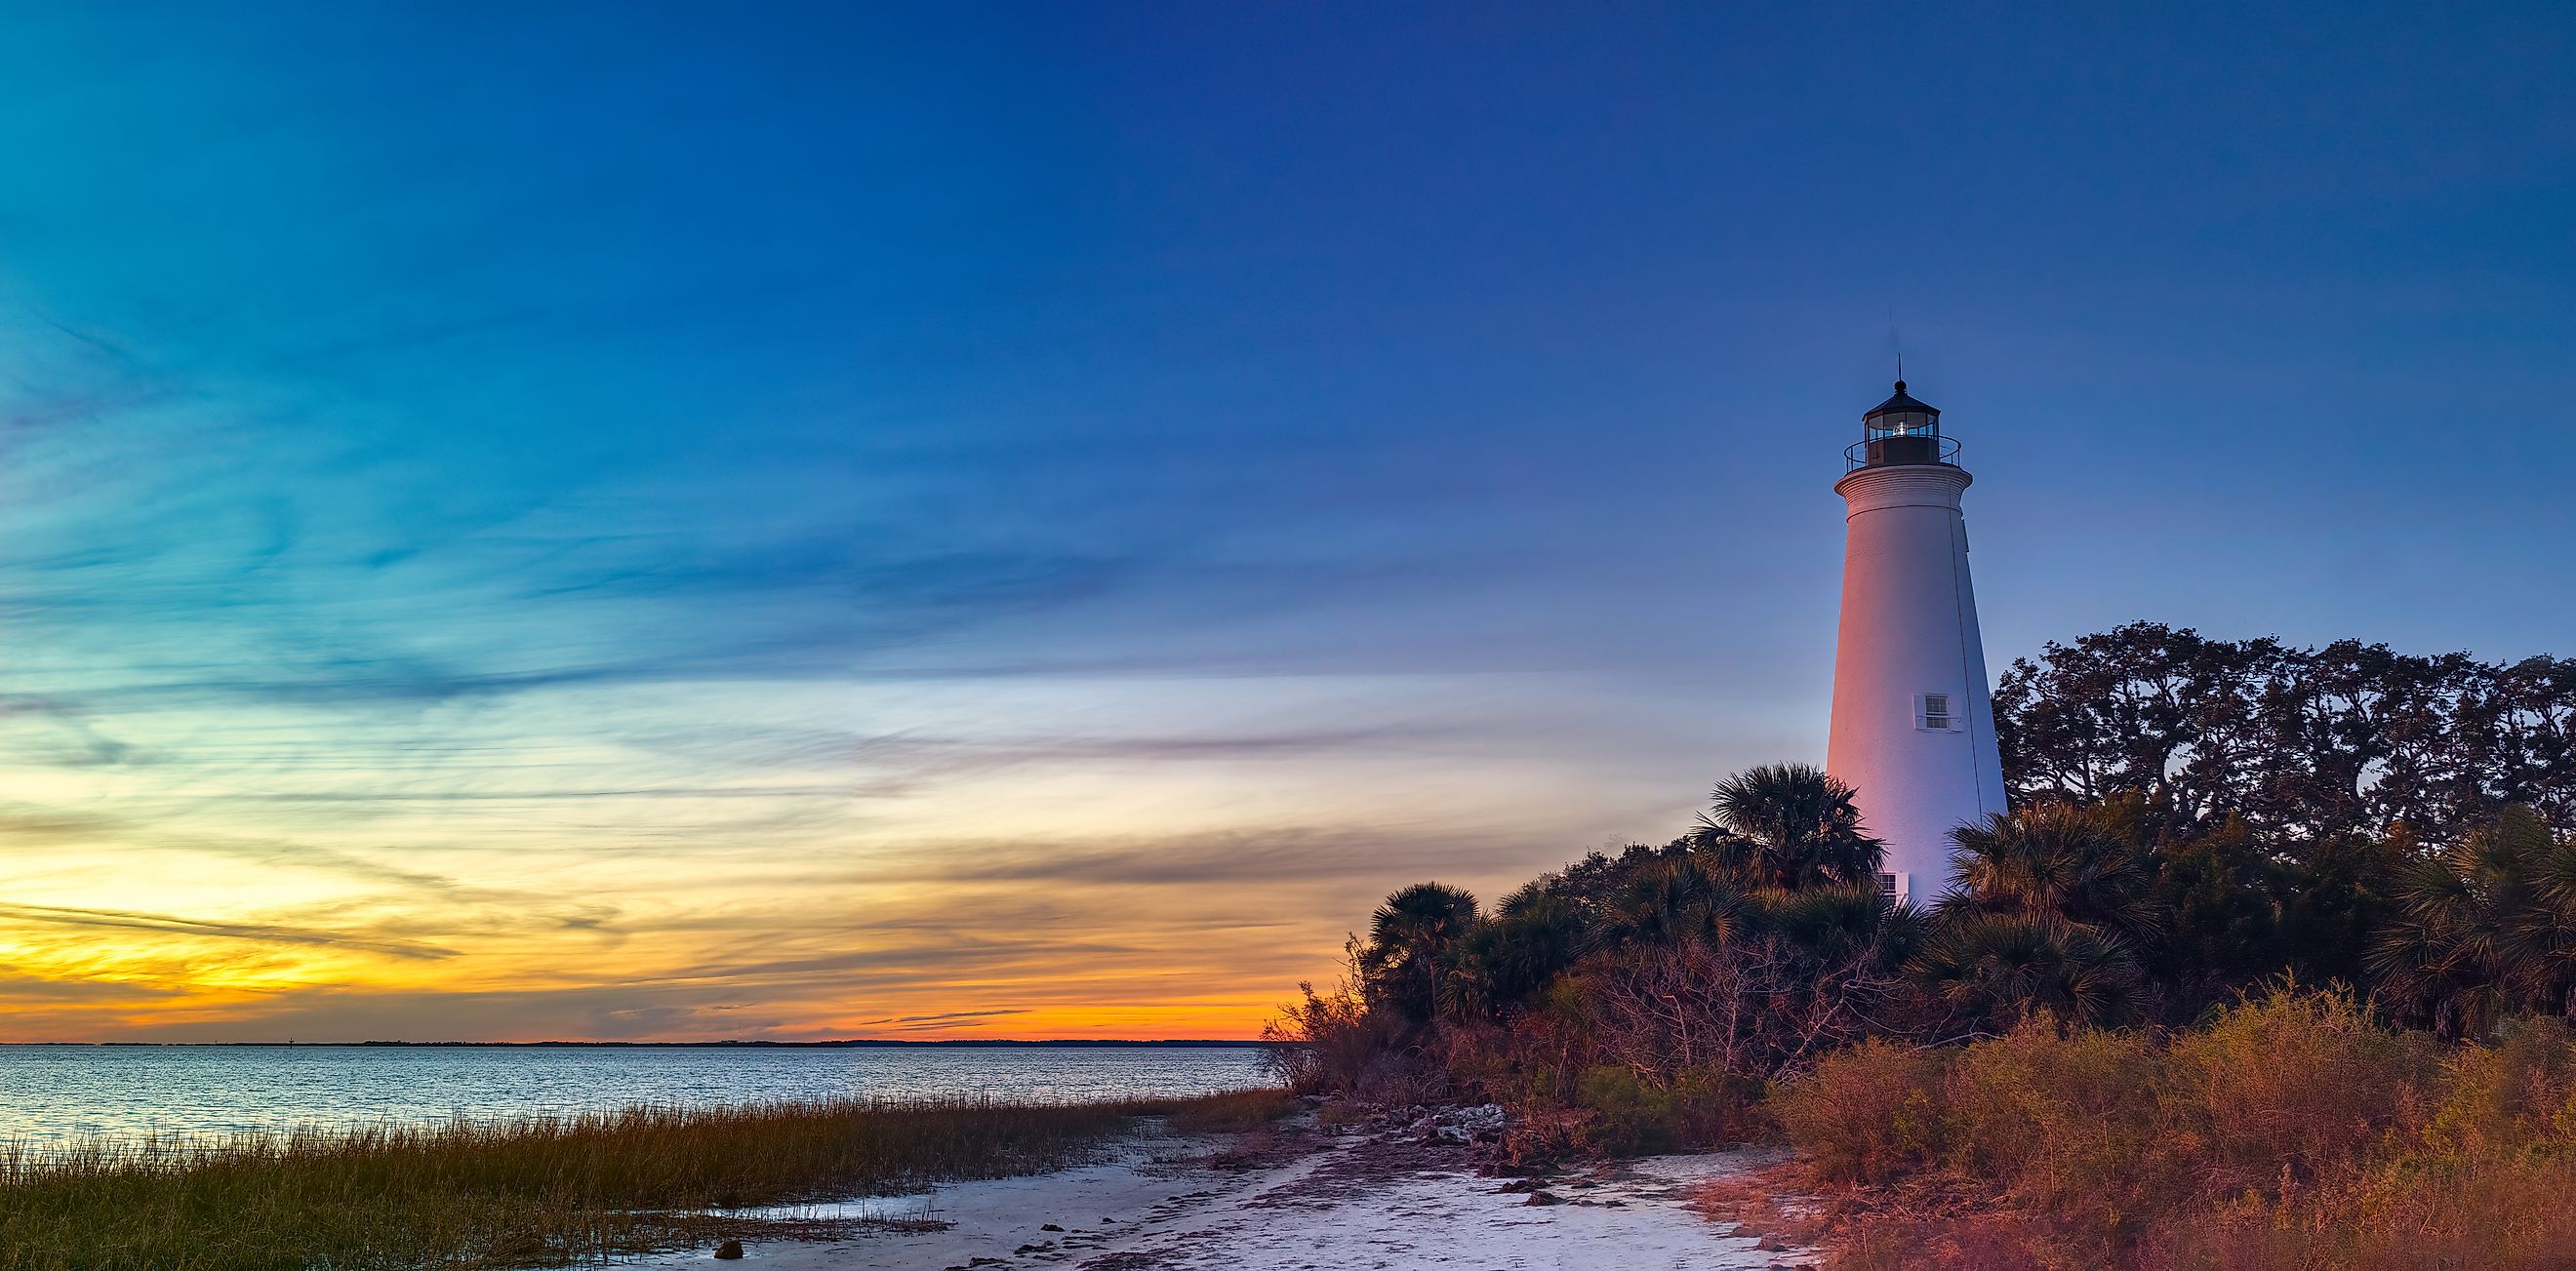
[1826,380,2007,904]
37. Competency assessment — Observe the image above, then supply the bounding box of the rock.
[713,1240,745,1260]
[1041,1223,1065,1232]
[1416,1102,1510,1143]
[1523,1190,1566,1206]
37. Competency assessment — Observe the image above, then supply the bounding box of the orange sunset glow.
[6,4,2563,1050]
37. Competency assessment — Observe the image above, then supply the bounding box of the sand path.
[627,1120,1807,1270]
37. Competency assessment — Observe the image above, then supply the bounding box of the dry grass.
[1767,993,2576,1269]
[1120,1087,1299,1134]
[0,1090,1280,1271]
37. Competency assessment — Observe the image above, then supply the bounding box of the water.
[0,1045,1269,1142]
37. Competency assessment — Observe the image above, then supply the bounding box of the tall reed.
[0,1092,1248,1270]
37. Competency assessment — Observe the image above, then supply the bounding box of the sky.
[0,3,2566,1041]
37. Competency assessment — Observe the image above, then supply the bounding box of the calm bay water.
[0,1046,1269,1142]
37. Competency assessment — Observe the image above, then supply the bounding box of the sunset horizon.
[1,4,2566,1054]
[2,8,2571,1267]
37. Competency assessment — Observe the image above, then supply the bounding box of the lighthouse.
[1826,380,2006,904]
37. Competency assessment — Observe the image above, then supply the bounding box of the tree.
[1592,849,1746,950]
[1994,622,2576,843]
[1947,801,2165,946]
[1912,801,2161,1030]
[1992,622,2278,825]
[1698,763,1883,892]
[1452,881,1589,1018]
[1906,912,2143,1030]
[2272,830,2401,989]
[1357,882,1479,1028]
[2369,805,2576,1038]
[2150,814,2290,1009]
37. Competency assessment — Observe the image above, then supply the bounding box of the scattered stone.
[1041,1223,1065,1231]
[713,1240,745,1260]
[1444,1103,1509,1135]
[1374,1101,1513,1145]
[1523,1190,1566,1206]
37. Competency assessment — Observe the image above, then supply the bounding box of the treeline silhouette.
[1999,620,2576,840]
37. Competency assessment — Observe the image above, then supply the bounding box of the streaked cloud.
[0,6,2559,1043]
[0,902,458,961]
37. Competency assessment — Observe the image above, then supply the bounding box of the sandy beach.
[630,1113,1808,1270]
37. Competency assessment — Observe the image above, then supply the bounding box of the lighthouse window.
[1918,694,1952,731]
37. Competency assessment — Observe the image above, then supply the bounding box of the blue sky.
[0,3,2566,1039]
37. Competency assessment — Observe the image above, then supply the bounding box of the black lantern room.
[1849,380,1960,470]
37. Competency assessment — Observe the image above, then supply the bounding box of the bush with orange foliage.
[1773,990,2576,1269]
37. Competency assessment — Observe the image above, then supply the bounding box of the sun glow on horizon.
[1,5,2562,1046]
[0,661,1689,1042]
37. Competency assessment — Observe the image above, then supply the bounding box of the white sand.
[621,1123,1806,1270]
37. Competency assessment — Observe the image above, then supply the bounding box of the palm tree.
[1699,763,1883,892]
[1946,801,2166,945]
[1758,882,1924,968]
[1358,882,1479,1027]
[1908,911,2144,1029]
[1594,850,1746,949]
[2370,805,2576,1037]
[1452,881,1588,1017]
[1911,801,2162,1030]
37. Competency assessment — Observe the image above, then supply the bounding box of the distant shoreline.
[0,1038,1265,1049]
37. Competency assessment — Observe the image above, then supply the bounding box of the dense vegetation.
[0,1092,1285,1271]
[1268,625,2576,1265]
[1776,994,2576,1267]
[1998,621,2576,842]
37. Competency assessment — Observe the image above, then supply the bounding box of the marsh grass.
[1124,1088,1297,1134]
[0,1091,1269,1271]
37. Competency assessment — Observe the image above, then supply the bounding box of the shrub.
[1263,965,1404,1097]
[1771,1038,1950,1183]
[1779,989,2560,1267]
[2419,1014,2576,1157]
[1570,1067,1759,1156]
[2163,987,2437,1198]
[1939,1018,2169,1233]
[2159,1148,2576,1269]
[2163,1015,2576,1269]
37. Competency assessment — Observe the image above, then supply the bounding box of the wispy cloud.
[855,1009,1029,1025]
[0,6,1884,1045]
[0,902,458,960]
